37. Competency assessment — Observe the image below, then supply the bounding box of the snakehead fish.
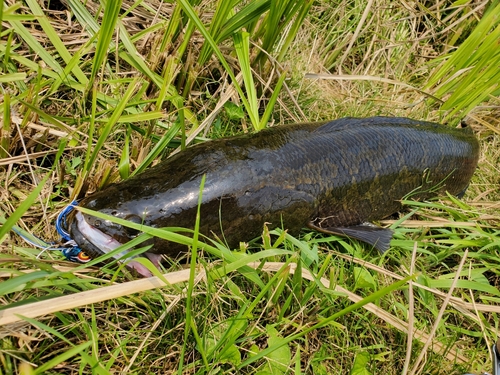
[66,117,479,276]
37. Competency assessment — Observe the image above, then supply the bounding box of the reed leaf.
[24,0,87,85]
[276,0,314,62]
[85,78,139,173]
[197,0,240,65]
[177,0,259,129]
[90,0,122,83]
[117,25,198,126]
[7,20,64,74]
[233,31,259,127]
[259,70,287,129]
[216,0,270,45]
[197,0,270,65]
[0,44,60,80]
[426,1,500,119]
[254,0,313,66]
[65,0,100,35]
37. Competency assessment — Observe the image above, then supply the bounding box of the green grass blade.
[177,0,258,129]
[131,120,182,176]
[258,70,287,129]
[73,84,98,196]
[198,0,240,65]
[179,174,209,372]
[50,35,97,94]
[0,2,3,34]
[0,72,25,83]
[16,316,73,345]
[115,111,166,123]
[33,341,92,375]
[217,0,271,43]
[212,249,293,279]
[7,20,64,74]
[0,44,60,80]
[118,125,131,179]
[85,78,138,173]
[427,279,500,296]
[116,27,198,126]
[1,93,11,159]
[255,0,288,63]
[159,3,183,54]
[16,100,79,140]
[116,23,197,129]
[0,140,66,242]
[118,25,162,87]
[233,31,259,128]
[426,1,500,118]
[155,56,178,110]
[65,0,100,35]
[0,271,50,297]
[176,19,196,70]
[90,0,122,82]
[24,0,88,84]
[76,206,264,287]
[239,274,416,368]
[276,0,314,62]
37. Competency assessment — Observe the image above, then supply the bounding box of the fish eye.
[125,214,143,224]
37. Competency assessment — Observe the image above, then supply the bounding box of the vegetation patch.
[1,0,500,374]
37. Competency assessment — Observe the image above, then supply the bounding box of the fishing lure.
[11,201,89,263]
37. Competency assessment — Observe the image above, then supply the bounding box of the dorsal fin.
[316,116,425,133]
[315,117,358,132]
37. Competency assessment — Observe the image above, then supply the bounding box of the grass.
[1,0,500,374]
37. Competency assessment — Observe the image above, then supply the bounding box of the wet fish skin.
[68,117,479,259]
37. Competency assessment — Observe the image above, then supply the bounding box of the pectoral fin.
[308,222,393,253]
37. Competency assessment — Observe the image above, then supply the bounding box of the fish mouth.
[70,211,159,277]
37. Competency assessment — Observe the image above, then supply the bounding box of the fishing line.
[11,200,90,264]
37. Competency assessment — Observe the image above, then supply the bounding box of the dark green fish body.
[68,117,479,269]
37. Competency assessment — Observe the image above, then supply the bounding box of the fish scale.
[66,117,479,275]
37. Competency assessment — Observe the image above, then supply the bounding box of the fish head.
[67,189,162,277]
[80,206,144,243]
